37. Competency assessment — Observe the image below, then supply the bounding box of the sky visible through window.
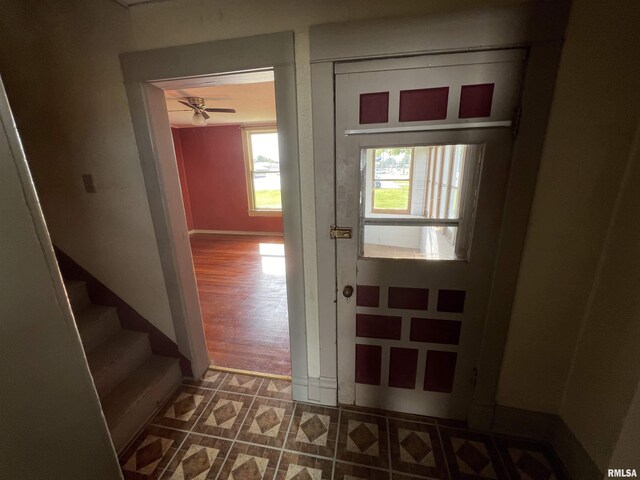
[250,131,281,210]
[251,133,279,169]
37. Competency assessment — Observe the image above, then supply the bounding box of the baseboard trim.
[468,401,494,431]
[492,405,558,441]
[294,375,337,405]
[492,405,603,480]
[208,365,291,381]
[54,247,192,377]
[189,229,284,237]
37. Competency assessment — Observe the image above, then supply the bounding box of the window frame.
[360,143,483,261]
[242,125,282,217]
[370,147,415,215]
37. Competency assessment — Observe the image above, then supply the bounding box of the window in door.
[243,126,282,215]
[361,144,482,260]
[371,147,413,214]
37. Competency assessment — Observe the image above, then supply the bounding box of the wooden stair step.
[102,355,181,453]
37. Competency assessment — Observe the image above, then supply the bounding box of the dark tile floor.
[120,369,570,480]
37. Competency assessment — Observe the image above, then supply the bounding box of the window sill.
[248,209,282,217]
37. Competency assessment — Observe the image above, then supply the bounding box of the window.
[361,144,482,261]
[371,148,413,214]
[243,126,282,215]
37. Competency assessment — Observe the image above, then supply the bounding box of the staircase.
[65,280,181,453]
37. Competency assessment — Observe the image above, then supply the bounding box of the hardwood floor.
[189,234,291,376]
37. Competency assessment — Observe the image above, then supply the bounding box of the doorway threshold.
[208,365,291,381]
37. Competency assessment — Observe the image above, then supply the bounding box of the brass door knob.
[343,285,354,298]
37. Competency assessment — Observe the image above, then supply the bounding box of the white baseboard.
[189,229,284,237]
[292,375,337,406]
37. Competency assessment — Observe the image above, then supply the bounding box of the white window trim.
[242,125,282,217]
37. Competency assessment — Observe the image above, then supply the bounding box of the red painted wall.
[172,125,283,233]
[172,129,194,230]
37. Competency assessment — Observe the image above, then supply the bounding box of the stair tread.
[86,329,149,375]
[76,305,122,353]
[76,304,118,324]
[102,355,180,428]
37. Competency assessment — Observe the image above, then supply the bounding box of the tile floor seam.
[273,399,298,475]
[156,384,218,479]
[331,406,343,480]
[334,407,343,461]
[273,450,285,480]
[386,415,393,479]
[434,424,453,480]
[157,434,188,479]
[214,385,258,480]
[145,423,344,462]
[333,459,393,474]
[489,433,510,478]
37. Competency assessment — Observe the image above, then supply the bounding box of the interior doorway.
[159,70,291,376]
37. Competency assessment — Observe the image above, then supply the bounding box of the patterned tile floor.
[120,369,570,480]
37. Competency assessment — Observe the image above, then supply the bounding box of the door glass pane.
[363,225,458,260]
[372,148,412,213]
[360,144,480,260]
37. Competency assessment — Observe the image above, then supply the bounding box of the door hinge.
[512,105,522,139]
[472,367,478,390]
[330,225,352,239]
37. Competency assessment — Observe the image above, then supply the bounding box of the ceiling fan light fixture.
[192,112,207,126]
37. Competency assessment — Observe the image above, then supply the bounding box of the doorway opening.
[159,70,291,376]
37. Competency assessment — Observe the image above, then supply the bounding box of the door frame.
[310,3,569,424]
[120,32,309,393]
[336,128,515,419]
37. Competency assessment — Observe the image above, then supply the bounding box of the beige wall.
[497,0,640,413]
[497,0,640,471]
[0,76,121,479]
[609,378,640,470]
[560,119,640,471]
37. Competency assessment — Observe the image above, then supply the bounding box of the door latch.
[330,225,352,239]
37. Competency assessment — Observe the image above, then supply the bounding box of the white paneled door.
[334,50,525,419]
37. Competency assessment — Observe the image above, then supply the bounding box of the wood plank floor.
[189,234,291,376]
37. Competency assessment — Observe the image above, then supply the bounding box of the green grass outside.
[255,189,282,210]
[374,184,410,210]
[255,184,409,211]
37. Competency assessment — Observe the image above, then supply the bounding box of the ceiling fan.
[169,96,236,126]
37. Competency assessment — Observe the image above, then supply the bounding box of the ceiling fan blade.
[168,109,191,112]
[178,100,196,110]
[204,108,237,113]
[201,110,210,120]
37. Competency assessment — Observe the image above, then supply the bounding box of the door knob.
[343,285,354,298]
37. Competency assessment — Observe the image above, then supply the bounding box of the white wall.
[497,0,640,414]
[0,77,121,478]
[0,0,177,341]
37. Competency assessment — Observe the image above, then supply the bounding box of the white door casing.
[335,50,525,419]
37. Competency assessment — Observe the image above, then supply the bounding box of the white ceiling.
[163,71,276,127]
